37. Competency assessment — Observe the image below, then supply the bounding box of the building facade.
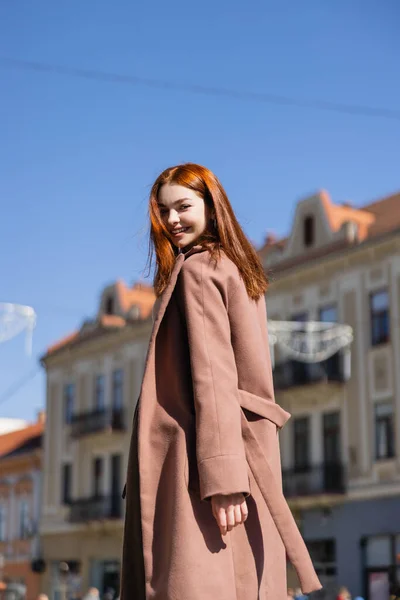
[39,282,155,600]
[260,190,400,600]
[0,415,45,600]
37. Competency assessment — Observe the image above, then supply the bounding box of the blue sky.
[1,0,399,421]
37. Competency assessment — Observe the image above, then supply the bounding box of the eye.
[159,207,168,216]
[180,204,191,210]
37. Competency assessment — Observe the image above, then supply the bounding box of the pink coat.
[121,246,321,600]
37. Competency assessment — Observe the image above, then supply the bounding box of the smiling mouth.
[171,227,190,235]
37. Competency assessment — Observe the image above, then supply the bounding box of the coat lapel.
[149,253,185,345]
[149,245,205,345]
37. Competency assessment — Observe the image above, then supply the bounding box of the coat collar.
[179,244,206,259]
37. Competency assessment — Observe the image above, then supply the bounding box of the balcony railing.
[70,408,125,438]
[273,352,346,391]
[282,462,346,498]
[69,494,122,523]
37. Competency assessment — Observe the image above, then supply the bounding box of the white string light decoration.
[0,303,37,355]
[268,320,353,364]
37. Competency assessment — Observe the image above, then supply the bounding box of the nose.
[167,210,179,227]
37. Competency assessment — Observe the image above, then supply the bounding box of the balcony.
[69,494,122,523]
[282,462,346,498]
[70,408,125,438]
[273,352,347,391]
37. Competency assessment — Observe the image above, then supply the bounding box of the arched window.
[304,215,315,247]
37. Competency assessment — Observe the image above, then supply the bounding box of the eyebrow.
[157,198,192,207]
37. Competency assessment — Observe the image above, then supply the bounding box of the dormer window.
[105,296,114,315]
[304,215,315,247]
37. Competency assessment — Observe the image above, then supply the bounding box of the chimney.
[37,411,46,425]
[264,232,277,246]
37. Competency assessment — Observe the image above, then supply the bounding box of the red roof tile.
[0,422,44,459]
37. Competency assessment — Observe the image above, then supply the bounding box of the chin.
[178,236,196,249]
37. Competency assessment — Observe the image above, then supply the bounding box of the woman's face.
[158,183,211,250]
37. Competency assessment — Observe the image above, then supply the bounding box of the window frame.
[375,402,395,461]
[293,416,310,471]
[63,383,75,425]
[62,463,72,505]
[112,369,124,411]
[19,498,30,540]
[304,215,315,248]
[370,289,390,346]
[0,503,7,542]
[93,456,104,497]
[94,375,105,411]
[105,296,114,315]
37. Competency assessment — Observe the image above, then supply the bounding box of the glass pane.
[366,536,391,567]
[376,403,393,417]
[319,305,338,323]
[376,421,388,459]
[95,376,105,409]
[294,417,310,468]
[371,291,389,312]
[112,369,123,410]
[292,312,308,322]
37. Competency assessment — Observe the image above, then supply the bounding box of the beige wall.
[41,526,123,599]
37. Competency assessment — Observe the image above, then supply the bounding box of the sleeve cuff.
[198,454,250,501]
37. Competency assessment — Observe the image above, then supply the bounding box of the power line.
[1,56,400,121]
[0,366,41,408]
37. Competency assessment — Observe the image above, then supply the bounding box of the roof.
[259,190,400,264]
[44,281,156,358]
[114,281,155,319]
[0,421,44,460]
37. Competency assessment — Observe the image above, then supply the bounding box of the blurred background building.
[0,414,45,600]
[261,190,400,599]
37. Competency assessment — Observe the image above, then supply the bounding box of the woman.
[121,163,321,599]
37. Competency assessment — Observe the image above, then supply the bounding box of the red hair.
[147,163,268,300]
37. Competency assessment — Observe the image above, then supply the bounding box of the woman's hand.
[211,493,248,536]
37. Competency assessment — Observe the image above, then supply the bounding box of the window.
[319,305,337,324]
[93,457,104,497]
[370,290,390,346]
[62,464,72,505]
[105,297,114,315]
[112,369,124,411]
[293,417,310,471]
[19,499,30,539]
[64,383,75,424]
[307,539,337,587]
[366,535,392,567]
[375,402,395,460]
[94,375,105,411]
[304,215,315,247]
[319,305,340,379]
[0,504,7,541]
[291,313,309,382]
[323,412,341,463]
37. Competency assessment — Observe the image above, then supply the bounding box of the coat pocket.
[238,389,291,429]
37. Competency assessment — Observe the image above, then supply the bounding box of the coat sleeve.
[179,254,250,501]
